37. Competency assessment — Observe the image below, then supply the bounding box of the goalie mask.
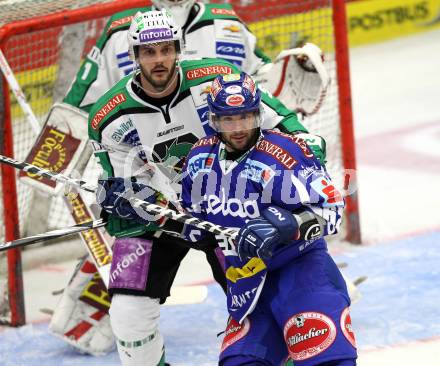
[151,0,197,28]
[127,9,183,61]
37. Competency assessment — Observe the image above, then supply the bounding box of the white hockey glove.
[256,43,330,116]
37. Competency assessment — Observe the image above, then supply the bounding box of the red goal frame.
[0,0,360,327]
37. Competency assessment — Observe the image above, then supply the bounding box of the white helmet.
[127,9,183,61]
[151,0,197,28]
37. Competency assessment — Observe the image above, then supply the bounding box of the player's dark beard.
[221,128,260,154]
[140,62,177,92]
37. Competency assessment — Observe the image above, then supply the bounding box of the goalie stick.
[0,218,106,252]
[0,49,40,134]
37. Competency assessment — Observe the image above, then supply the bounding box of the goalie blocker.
[19,102,91,194]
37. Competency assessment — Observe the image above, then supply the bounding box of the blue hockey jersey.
[181,130,344,322]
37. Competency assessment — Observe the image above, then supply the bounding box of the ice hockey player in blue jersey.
[180,72,358,366]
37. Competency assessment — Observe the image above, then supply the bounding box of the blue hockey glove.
[96,177,157,224]
[236,205,298,260]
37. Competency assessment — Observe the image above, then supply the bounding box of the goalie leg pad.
[109,237,153,292]
[109,294,164,366]
[49,257,115,356]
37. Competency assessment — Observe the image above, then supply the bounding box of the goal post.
[332,0,360,244]
[0,0,360,327]
[0,0,149,327]
[0,75,25,327]
[233,0,360,243]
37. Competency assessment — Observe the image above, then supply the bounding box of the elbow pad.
[262,206,324,243]
[292,210,324,241]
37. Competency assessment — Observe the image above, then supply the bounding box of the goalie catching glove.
[255,42,330,116]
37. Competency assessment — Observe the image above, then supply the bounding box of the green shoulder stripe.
[88,75,134,141]
[180,58,241,91]
[198,3,240,22]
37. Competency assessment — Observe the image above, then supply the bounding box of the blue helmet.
[207,72,262,130]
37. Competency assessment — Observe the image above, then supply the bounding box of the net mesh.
[0,0,347,322]
[0,0,119,26]
[0,0,122,324]
[217,1,345,231]
[0,17,109,243]
[245,1,342,190]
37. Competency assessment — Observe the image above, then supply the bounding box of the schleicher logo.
[226,94,245,107]
[284,312,337,361]
[340,307,356,348]
[139,28,173,42]
[220,318,250,353]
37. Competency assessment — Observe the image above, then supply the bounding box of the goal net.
[0,0,359,326]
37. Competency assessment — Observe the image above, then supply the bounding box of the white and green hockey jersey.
[65,2,270,112]
[88,58,306,237]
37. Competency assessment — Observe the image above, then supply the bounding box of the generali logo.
[211,8,237,16]
[186,65,233,80]
[256,139,297,169]
[107,16,134,34]
[91,93,126,130]
[193,135,219,148]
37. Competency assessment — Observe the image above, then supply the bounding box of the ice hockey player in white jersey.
[88,9,325,366]
[63,0,328,114]
[180,72,358,365]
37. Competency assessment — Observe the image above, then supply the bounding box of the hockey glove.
[236,205,298,261]
[96,177,157,224]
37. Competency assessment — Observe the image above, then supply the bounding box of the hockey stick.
[0,49,40,134]
[0,218,106,252]
[0,153,239,239]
